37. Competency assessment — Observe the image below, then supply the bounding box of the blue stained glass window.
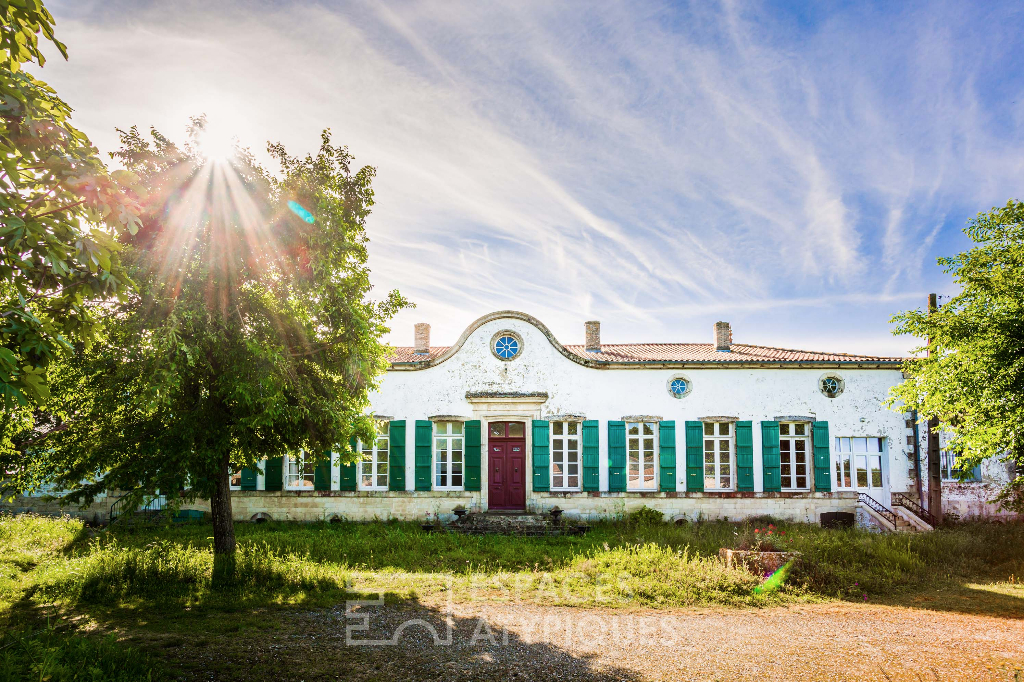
[670,378,688,396]
[495,336,520,359]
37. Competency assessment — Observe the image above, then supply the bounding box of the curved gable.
[391,310,594,371]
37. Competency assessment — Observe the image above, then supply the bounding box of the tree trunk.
[211,450,237,585]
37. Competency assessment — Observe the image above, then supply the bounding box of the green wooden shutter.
[264,456,283,491]
[240,466,257,491]
[581,420,600,491]
[608,421,626,492]
[969,464,982,482]
[812,421,831,492]
[415,420,432,491]
[685,421,703,492]
[532,420,550,492]
[735,421,754,491]
[338,439,357,491]
[388,420,406,491]
[465,420,481,491]
[314,452,332,491]
[761,421,781,492]
[659,421,676,492]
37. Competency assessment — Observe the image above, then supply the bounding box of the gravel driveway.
[182,600,1024,681]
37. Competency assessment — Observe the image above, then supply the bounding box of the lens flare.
[753,559,794,594]
[288,201,316,224]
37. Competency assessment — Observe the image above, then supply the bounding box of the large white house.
[221,310,919,525]
[8,309,1016,526]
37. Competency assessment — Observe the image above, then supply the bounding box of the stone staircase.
[448,511,588,536]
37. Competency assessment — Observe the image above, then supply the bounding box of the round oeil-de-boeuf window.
[491,330,523,361]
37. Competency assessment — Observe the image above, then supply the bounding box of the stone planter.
[719,548,801,577]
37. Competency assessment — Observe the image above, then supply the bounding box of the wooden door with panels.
[487,421,526,510]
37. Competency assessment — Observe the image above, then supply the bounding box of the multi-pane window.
[286,450,315,489]
[435,421,464,489]
[551,421,580,490]
[940,447,960,481]
[779,422,809,490]
[834,437,884,489]
[229,470,243,490]
[627,422,657,490]
[359,422,390,490]
[703,422,733,490]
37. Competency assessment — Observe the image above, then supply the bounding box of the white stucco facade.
[371,312,911,505]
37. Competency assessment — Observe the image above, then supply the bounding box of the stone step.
[448,511,588,536]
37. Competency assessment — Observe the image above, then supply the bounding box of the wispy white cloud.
[42,0,1024,356]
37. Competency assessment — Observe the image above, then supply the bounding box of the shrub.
[625,506,665,526]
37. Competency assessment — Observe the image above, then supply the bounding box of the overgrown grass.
[2,513,1023,616]
[0,624,161,682]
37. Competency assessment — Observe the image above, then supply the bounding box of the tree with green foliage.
[13,121,407,577]
[889,200,1024,511]
[0,2,143,419]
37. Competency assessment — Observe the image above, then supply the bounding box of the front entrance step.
[448,512,588,537]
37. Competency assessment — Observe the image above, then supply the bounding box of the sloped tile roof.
[389,343,904,366]
[562,343,905,363]
[389,347,450,363]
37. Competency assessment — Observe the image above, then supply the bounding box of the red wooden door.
[488,442,508,508]
[488,422,527,510]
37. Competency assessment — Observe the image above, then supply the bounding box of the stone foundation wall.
[0,495,112,524]
[180,490,857,523]
[183,490,483,523]
[530,491,858,523]
[3,490,860,525]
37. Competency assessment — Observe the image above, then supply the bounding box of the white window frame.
[703,421,734,491]
[834,437,885,490]
[627,421,658,491]
[358,421,391,491]
[286,449,316,490]
[550,421,582,491]
[434,421,464,491]
[229,470,243,491]
[779,422,811,491]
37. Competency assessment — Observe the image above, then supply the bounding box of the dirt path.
[164,600,1024,681]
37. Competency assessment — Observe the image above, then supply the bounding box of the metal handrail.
[891,492,937,527]
[857,492,898,528]
[110,493,166,523]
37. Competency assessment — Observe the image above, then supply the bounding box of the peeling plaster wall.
[371,316,911,507]
[914,430,1019,520]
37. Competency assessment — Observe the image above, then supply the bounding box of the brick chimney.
[585,320,601,352]
[714,321,732,352]
[414,323,430,354]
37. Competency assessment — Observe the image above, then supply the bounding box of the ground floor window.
[551,421,580,490]
[779,422,809,490]
[703,421,734,490]
[435,421,464,490]
[229,470,243,490]
[359,421,390,490]
[834,437,884,489]
[286,450,315,490]
[627,422,657,490]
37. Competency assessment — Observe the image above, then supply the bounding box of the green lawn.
[2,512,1023,680]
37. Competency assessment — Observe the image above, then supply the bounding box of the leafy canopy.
[1,0,143,414]
[888,200,1024,510]
[8,121,408,512]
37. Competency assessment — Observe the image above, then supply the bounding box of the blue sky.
[42,0,1024,355]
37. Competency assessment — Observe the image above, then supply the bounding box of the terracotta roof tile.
[389,347,450,363]
[563,343,904,363]
[389,343,903,365]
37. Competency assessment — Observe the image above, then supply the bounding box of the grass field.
[2,512,1023,680]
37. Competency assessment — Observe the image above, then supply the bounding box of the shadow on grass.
[97,590,644,682]
[881,581,1024,619]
